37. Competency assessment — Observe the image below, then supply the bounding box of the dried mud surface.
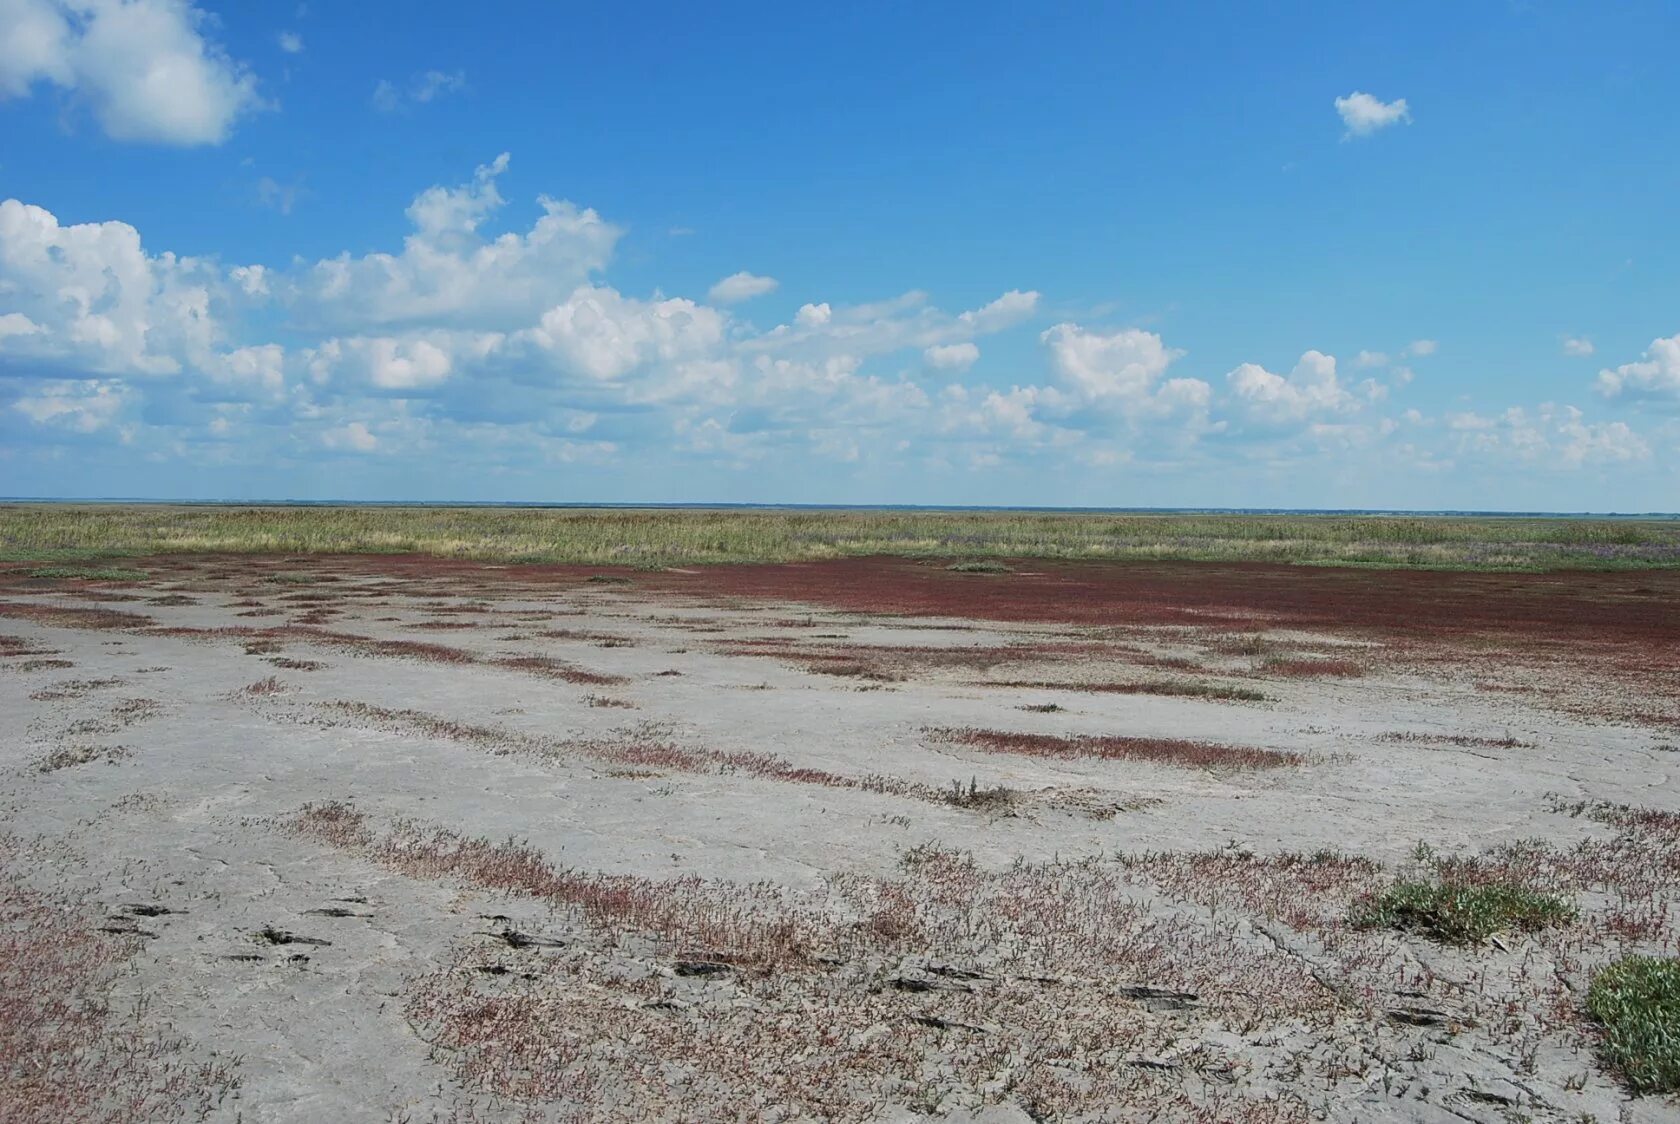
[2,555,1677,1123]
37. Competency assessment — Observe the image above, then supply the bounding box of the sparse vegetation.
[26,566,149,582]
[945,559,1012,573]
[1587,955,1680,1093]
[35,744,132,772]
[984,678,1270,701]
[4,505,1678,570]
[926,726,1304,771]
[1260,657,1366,678]
[0,852,237,1120]
[1351,878,1576,944]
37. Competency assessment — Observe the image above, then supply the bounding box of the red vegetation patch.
[1375,731,1533,750]
[284,626,475,664]
[983,679,1268,702]
[0,601,153,631]
[291,803,809,969]
[1261,658,1366,678]
[927,727,1303,771]
[717,639,1063,682]
[489,654,625,685]
[0,848,237,1121]
[1121,849,1384,933]
[17,658,74,671]
[629,557,1680,644]
[1,632,57,657]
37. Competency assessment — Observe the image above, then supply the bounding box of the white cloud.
[1450,404,1649,467]
[277,30,302,54]
[321,421,378,452]
[229,263,269,297]
[0,311,43,340]
[1041,323,1184,403]
[707,271,778,304]
[1596,333,1680,402]
[210,343,285,394]
[361,338,452,390]
[924,342,978,371]
[521,286,725,383]
[1334,91,1411,139]
[373,68,465,112]
[1226,350,1362,427]
[1404,339,1437,357]
[0,196,222,376]
[0,0,262,145]
[753,288,1039,367]
[413,69,464,102]
[12,377,132,432]
[291,154,620,331]
[256,176,301,216]
[1561,336,1594,358]
[5,153,1665,495]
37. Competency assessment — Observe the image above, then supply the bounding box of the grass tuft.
[1587,955,1680,1093]
[1350,878,1575,944]
[945,560,1012,574]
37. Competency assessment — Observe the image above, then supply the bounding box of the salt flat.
[3,556,1677,1123]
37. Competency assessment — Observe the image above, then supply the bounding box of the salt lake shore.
[4,546,1679,1122]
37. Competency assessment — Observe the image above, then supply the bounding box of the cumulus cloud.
[11,377,132,432]
[1225,351,1366,428]
[0,196,223,376]
[290,153,620,331]
[1334,91,1411,139]
[752,289,1039,367]
[1562,336,1594,358]
[0,0,262,145]
[1448,404,1649,467]
[707,272,778,304]
[4,153,1665,494]
[520,286,726,384]
[1041,324,1183,403]
[1404,339,1437,357]
[1596,334,1680,402]
[924,342,978,371]
[277,30,302,54]
[321,421,378,452]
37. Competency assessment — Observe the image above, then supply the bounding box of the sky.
[1,1,1678,510]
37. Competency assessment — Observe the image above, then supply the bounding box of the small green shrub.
[1587,955,1680,1093]
[1351,879,1575,944]
[945,560,1012,574]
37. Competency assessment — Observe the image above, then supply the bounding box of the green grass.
[0,504,1677,570]
[1588,956,1680,1093]
[25,565,149,581]
[1351,879,1577,943]
[945,560,1013,573]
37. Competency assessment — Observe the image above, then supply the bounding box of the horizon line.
[3,498,1677,520]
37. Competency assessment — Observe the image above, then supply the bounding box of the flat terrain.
[5,503,1680,569]
[3,552,1679,1122]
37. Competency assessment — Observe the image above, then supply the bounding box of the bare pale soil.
[2,555,1678,1123]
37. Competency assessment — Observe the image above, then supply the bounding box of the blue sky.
[2,1,1678,509]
